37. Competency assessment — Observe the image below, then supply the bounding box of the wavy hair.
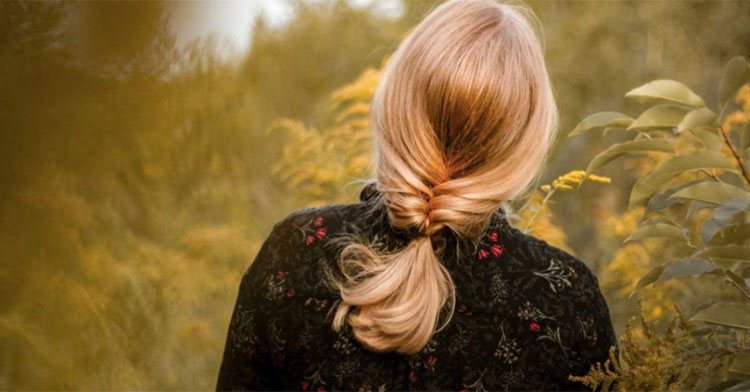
[328,0,558,355]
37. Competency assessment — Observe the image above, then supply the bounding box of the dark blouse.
[216,182,619,391]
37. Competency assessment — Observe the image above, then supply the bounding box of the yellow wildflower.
[587,174,612,184]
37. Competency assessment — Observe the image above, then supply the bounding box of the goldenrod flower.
[587,174,612,184]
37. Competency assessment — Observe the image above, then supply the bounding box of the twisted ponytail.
[328,0,558,355]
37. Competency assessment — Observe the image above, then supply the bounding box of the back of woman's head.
[328,0,558,355]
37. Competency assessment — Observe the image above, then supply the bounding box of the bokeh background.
[1,0,748,389]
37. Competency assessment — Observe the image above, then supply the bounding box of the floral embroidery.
[447,323,473,355]
[455,303,473,316]
[494,322,520,364]
[516,300,551,321]
[537,325,569,357]
[334,359,360,384]
[304,297,330,312]
[476,230,504,260]
[462,368,489,392]
[263,269,288,301]
[489,273,509,305]
[578,315,599,347]
[300,216,328,246]
[533,258,574,292]
[302,363,327,392]
[333,331,358,355]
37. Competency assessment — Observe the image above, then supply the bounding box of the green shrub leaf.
[630,152,734,208]
[624,223,687,243]
[718,56,750,109]
[629,264,666,297]
[585,139,674,175]
[569,112,633,136]
[658,257,715,282]
[691,303,750,330]
[669,182,750,205]
[625,79,706,108]
[708,223,750,246]
[627,105,692,132]
[678,107,717,132]
[700,245,750,260]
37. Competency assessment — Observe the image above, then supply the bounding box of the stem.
[524,189,556,233]
[700,169,721,183]
[664,347,750,370]
[718,123,750,187]
[726,276,750,302]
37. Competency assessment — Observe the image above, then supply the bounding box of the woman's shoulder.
[240,198,375,302]
[480,218,610,320]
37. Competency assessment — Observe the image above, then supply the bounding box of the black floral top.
[216,182,618,391]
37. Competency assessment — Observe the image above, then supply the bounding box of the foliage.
[270,65,382,204]
[570,299,750,391]
[568,56,750,391]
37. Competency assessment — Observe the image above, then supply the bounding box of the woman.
[216,0,618,390]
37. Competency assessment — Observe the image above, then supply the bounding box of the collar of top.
[359,181,380,203]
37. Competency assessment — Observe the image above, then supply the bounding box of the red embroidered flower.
[488,231,499,242]
[456,304,467,313]
[286,289,296,298]
[477,249,490,260]
[304,216,328,246]
[302,381,310,391]
[317,387,326,392]
[490,244,504,257]
[529,321,541,332]
[427,355,437,367]
[409,371,417,382]
[275,270,286,280]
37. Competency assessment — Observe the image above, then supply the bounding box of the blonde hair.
[328,0,558,355]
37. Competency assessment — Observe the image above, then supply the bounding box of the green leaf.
[726,269,750,294]
[700,245,750,260]
[625,79,706,108]
[658,258,715,282]
[709,223,750,246]
[645,180,705,213]
[729,353,750,377]
[678,107,717,132]
[691,303,750,329]
[693,129,722,151]
[629,264,666,297]
[718,56,750,109]
[585,139,674,175]
[627,105,692,132]
[669,182,750,205]
[640,216,679,227]
[629,152,734,208]
[624,223,687,243]
[569,112,633,136]
[702,218,721,245]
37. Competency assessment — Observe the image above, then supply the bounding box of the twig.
[718,124,750,187]
[726,276,750,302]
[523,189,555,233]
[700,169,721,183]
[664,346,750,370]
